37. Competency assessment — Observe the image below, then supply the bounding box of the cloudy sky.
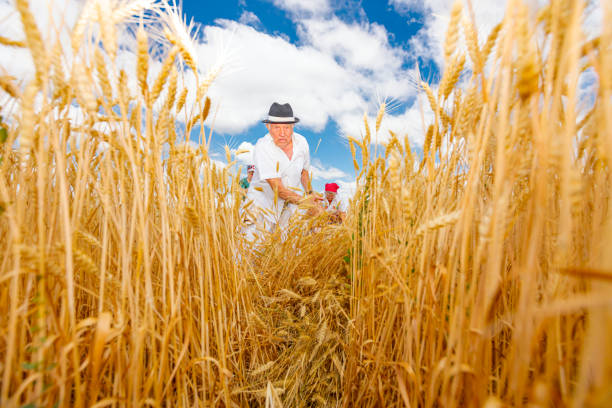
[183,0,602,202]
[0,0,603,203]
[181,0,505,200]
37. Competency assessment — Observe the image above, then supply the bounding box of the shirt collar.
[266,133,297,157]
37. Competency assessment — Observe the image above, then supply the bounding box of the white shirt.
[246,132,310,226]
[322,195,346,213]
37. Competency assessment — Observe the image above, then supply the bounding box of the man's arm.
[266,178,304,204]
[300,169,312,193]
[300,169,324,204]
[265,173,323,216]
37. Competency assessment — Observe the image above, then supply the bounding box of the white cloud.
[310,159,349,181]
[0,0,215,132]
[209,158,227,170]
[0,0,151,96]
[337,180,357,207]
[390,0,507,69]
[390,0,602,68]
[298,17,411,87]
[272,0,331,16]
[388,0,420,13]
[197,20,356,134]
[334,97,433,146]
[583,0,604,40]
[233,140,255,165]
[195,16,419,146]
[238,10,261,28]
[0,0,84,82]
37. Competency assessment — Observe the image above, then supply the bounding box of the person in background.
[243,102,322,242]
[322,182,346,223]
[239,165,255,201]
[240,165,255,190]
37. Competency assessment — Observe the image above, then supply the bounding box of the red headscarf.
[325,183,339,193]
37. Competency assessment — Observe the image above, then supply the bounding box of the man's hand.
[308,191,324,203]
[266,178,302,204]
[306,203,324,217]
[300,194,324,216]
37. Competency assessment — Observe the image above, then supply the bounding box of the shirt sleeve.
[302,138,311,172]
[254,140,282,180]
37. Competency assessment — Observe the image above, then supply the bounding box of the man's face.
[267,123,294,149]
[247,171,254,181]
[325,191,336,202]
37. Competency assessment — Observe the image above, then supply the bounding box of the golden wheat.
[0,1,610,407]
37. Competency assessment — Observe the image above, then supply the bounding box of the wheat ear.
[16,0,45,81]
[136,24,149,99]
[444,1,463,63]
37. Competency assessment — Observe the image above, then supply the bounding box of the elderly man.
[322,182,346,223]
[243,102,322,242]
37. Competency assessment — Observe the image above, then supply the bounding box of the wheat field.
[0,0,611,406]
